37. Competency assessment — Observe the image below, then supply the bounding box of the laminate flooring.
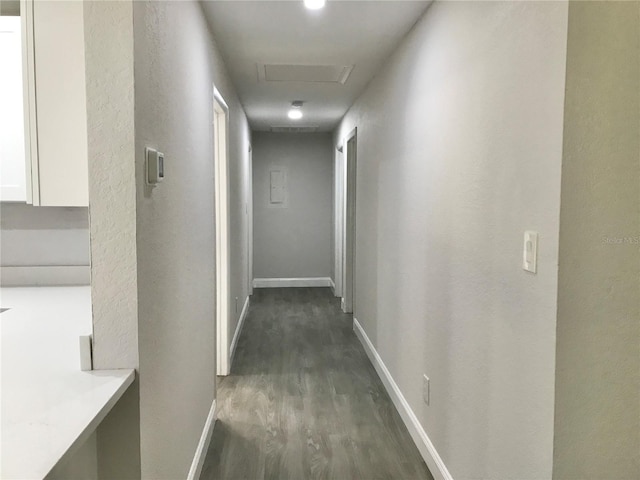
[200,287,433,480]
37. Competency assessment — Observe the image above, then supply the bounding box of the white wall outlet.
[523,230,538,273]
[423,374,430,405]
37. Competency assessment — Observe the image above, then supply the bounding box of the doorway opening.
[247,144,253,295]
[342,128,357,314]
[214,87,230,376]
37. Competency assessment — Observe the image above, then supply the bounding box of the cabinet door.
[0,16,28,202]
[25,0,89,206]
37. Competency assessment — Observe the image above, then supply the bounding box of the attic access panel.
[270,126,319,133]
[258,64,354,84]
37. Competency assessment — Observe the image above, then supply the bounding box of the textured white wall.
[253,132,334,280]
[554,2,640,478]
[84,1,140,478]
[133,1,251,477]
[84,0,138,373]
[335,2,568,478]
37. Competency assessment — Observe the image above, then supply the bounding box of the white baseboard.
[353,318,453,480]
[230,296,250,367]
[187,399,216,480]
[0,265,90,286]
[252,277,333,288]
[329,277,336,295]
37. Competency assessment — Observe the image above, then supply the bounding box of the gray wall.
[84,0,252,476]
[0,204,89,267]
[253,132,333,280]
[133,0,251,477]
[0,1,19,16]
[0,204,90,286]
[553,2,640,478]
[335,2,569,478]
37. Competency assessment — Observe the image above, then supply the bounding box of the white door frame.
[333,145,344,297]
[342,127,357,314]
[247,144,254,295]
[214,87,231,376]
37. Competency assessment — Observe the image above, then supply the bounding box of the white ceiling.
[201,1,431,132]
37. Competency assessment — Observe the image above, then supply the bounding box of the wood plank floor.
[200,287,433,480]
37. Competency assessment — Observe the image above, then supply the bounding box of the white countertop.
[1,287,135,479]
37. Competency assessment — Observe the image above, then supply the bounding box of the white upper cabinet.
[20,0,89,206]
[0,16,28,202]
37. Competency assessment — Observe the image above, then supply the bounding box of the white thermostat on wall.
[146,147,165,185]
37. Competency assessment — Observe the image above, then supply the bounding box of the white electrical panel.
[269,167,287,207]
[270,170,285,203]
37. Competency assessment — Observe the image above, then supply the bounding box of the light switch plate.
[146,147,165,186]
[523,231,538,273]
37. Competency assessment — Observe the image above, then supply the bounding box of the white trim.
[21,0,38,205]
[0,265,90,286]
[253,277,333,288]
[329,277,336,295]
[213,86,229,112]
[353,317,454,480]
[187,399,217,480]
[229,296,250,367]
[333,147,344,298]
[213,84,231,377]
[342,127,357,314]
[247,145,254,295]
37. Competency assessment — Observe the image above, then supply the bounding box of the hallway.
[201,288,433,480]
[2,1,636,478]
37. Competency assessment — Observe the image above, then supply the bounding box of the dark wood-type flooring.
[200,287,433,480]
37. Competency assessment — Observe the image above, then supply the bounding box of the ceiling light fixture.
[288,101,304,120]
[304,0,326,10]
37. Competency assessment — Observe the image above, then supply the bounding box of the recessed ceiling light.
[304,0,326,10]
[288,109,303,120]
[288,101,304,120]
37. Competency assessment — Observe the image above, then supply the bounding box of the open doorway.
[333,145,344,298]
[342,128,357,314]
[247,144,253,295]
[214,87,230,376]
